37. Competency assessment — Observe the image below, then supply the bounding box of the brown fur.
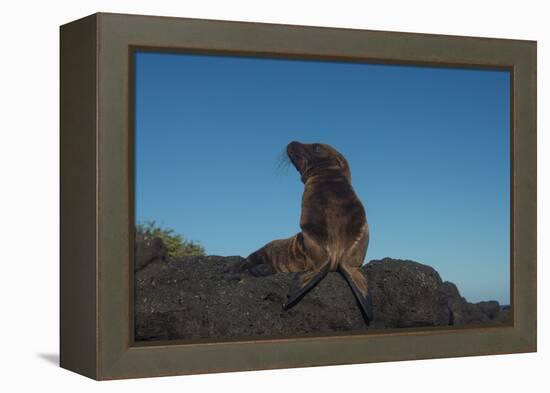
[228,141,373,323]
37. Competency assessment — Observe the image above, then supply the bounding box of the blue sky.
[134,51,510,304]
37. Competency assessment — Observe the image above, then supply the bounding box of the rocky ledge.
[134,236,510,341]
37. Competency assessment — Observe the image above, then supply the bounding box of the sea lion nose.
[287,141,301,153]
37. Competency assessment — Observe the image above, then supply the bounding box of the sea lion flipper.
[225,250,277,276]
[339,266,373,324]
[224,257,252,274]
[283,263,329,310]
[249,263,276,277]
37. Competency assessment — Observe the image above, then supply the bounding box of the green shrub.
[136,220,205,257]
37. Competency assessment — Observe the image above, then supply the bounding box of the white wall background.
[0,0,546,390]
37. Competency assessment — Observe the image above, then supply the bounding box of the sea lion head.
[286,141,351,183]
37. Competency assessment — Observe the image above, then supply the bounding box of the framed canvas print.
[60,12,536,380]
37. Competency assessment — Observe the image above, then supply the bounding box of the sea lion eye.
[313,144,322,154]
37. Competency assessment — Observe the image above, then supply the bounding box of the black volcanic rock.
[134,252,511,342]
[476,301,502,320]
[135,234,167,271]
[135,255,366,341]
[363,258,450,328]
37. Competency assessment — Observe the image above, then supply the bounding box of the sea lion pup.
[229,141,372,323]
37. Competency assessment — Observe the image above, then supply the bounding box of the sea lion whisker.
[276,149,292,172]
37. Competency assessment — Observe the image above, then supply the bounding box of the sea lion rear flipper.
[283,263,329,310]
[339,265,373,324]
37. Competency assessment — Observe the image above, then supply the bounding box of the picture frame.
[60,12,536,380]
